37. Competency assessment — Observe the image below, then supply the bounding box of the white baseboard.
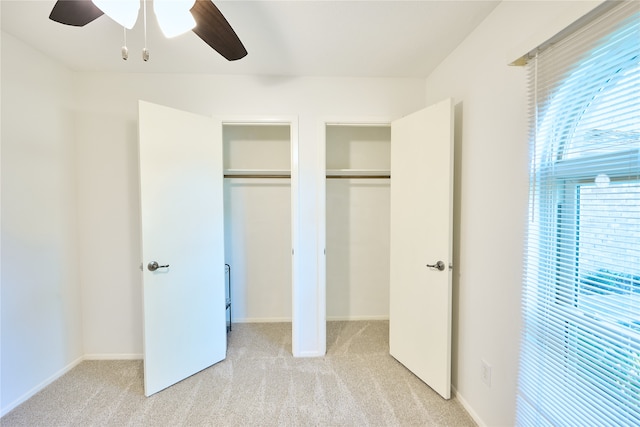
[1,355,84,417]
[452,385,486,427]
[83,354,143,360]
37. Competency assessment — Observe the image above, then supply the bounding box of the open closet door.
[389,98,454,399]
[138,100,226,396]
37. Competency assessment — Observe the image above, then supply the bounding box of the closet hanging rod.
[224,174,291,179]
[326,175,390,179]
[224,169,291,179]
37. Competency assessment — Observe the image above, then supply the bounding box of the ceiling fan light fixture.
[154,0,197,38]
[92,0,140,29]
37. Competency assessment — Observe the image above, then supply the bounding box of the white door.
[138,100,226,396]
[389,98,454,399]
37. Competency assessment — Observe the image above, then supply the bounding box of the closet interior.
[325,123,391,320]
[223,123,292,323]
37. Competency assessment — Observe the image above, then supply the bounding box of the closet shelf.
[224,169,291,179]
[326,169,390,179]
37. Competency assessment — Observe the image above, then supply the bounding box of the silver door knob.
[148,261,169,271]
[426,261,445,271]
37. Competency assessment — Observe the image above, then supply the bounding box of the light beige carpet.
[1,321,476,426]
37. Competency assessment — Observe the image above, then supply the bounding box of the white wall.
[1,32,83,414]
[225,178,293,322]
[326,179,390,319]
[423,1,603,425]
[75,109,143,358]
[73,72,425,357]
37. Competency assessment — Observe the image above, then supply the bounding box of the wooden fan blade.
[191,0,247,61]
[49,0,104,27]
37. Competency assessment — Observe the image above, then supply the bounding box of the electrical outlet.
[481,360,492,387]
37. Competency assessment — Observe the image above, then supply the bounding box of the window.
[517,2,639,425]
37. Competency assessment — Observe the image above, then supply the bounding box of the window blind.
[517,1,640,426]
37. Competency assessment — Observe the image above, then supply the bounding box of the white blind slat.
[518,1,640,425]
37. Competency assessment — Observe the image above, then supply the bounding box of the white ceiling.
[1,0,500,78]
